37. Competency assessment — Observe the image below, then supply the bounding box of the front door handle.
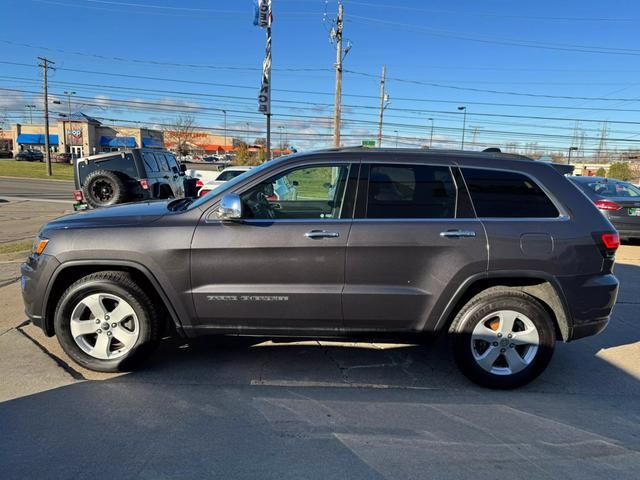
[305,230,340,239]
[440,230,476,238]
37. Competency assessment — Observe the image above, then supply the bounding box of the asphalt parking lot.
[0,199,639,479]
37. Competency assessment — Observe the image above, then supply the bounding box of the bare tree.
[163,115,200,158]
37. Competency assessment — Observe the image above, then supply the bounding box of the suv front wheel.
[449,288,555,389]
[54,271,160,372]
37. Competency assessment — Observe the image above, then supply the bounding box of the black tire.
[82,169,128,208]
[449,288,555,389]
[54,271,161,372]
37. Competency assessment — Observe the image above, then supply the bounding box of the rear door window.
[155,153,170,172]
[462,168,559,218]
[164,153,180,173]
[365,164,456,219]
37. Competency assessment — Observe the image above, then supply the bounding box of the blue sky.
[2,0,640,155]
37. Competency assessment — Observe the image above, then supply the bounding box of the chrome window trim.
[204,217,353,225]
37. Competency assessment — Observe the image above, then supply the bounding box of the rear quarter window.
[462,168,559,218]
[141,152,159,173]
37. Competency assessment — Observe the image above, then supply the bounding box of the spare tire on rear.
[83,169,127,208]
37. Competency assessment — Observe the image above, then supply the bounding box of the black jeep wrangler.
[73,148,197,208]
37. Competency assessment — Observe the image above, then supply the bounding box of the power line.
[349,15,640,56]
[344,1,640,23]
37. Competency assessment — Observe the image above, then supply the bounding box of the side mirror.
[180,164,187,173]
[218,193,242,220]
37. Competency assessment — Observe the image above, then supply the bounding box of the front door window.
[240,164,350,220]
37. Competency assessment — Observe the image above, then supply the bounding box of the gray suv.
[21,148,620,388]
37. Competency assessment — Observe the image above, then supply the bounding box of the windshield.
[217,169,248,181]
[586,180,640,198]
[188,162,273,210]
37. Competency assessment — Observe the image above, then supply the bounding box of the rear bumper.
[557,273,618,342]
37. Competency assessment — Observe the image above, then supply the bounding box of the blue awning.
[142,137,163,148]
[17,133,59,145]
[99,136,136,147]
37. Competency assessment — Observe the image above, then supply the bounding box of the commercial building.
[6,113,164,158]
[163,130,235,157]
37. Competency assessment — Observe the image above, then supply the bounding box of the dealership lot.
[0,198,639,478]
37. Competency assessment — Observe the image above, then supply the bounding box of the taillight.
[73,190,83,201]
[198,189,210,197]
[195,179,204,188]
[139,179,149,190]
[601,232,620,250]
[595,200,621,211]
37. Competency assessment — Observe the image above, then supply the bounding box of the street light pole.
[567,146,578,165]
[394,129,399,148]
[428,118,434,148]
[458,106,467,150]
[25,104,36,124]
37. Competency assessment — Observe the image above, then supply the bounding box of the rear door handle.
[305,230,340,239]
[440,230,476,238]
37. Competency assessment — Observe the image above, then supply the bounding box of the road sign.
[362,139,376,147]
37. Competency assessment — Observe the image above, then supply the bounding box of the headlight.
[32,236,49,256]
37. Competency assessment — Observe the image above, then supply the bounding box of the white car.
[198,166,253,196]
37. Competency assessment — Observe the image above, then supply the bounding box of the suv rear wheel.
[83,169,127,208]
[449,288,555,389]
[54,271,160,372]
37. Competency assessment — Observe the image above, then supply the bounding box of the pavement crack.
[0,276,20,288]
[318,341,351,385]
[16,326,86,381]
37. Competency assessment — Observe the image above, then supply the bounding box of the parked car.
[72,148,197,209]
[198,166,253,196]
[0,150,13,159]
[53,152,72,164]
[15,149,44,162]
[570,176,640,240]
[22,148,619,389]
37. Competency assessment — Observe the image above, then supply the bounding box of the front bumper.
[20,254,60,335]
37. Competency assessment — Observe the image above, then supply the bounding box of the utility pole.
[377,65,388,147]
[458,106,467,151]
[38,57,55,176]
[223,110,227,149]
[428,118,434,148]
[332,2,344,147]
[25,104,36,124]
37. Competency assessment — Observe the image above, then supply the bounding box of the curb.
[0,175,73,183]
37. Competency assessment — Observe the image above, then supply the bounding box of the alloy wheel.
[470,309,540,376]
[69,293,140,360]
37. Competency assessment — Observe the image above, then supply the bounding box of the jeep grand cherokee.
[21,148,619,388]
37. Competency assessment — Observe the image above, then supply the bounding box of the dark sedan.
[569,176,640,240]
[15,150,44,162]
